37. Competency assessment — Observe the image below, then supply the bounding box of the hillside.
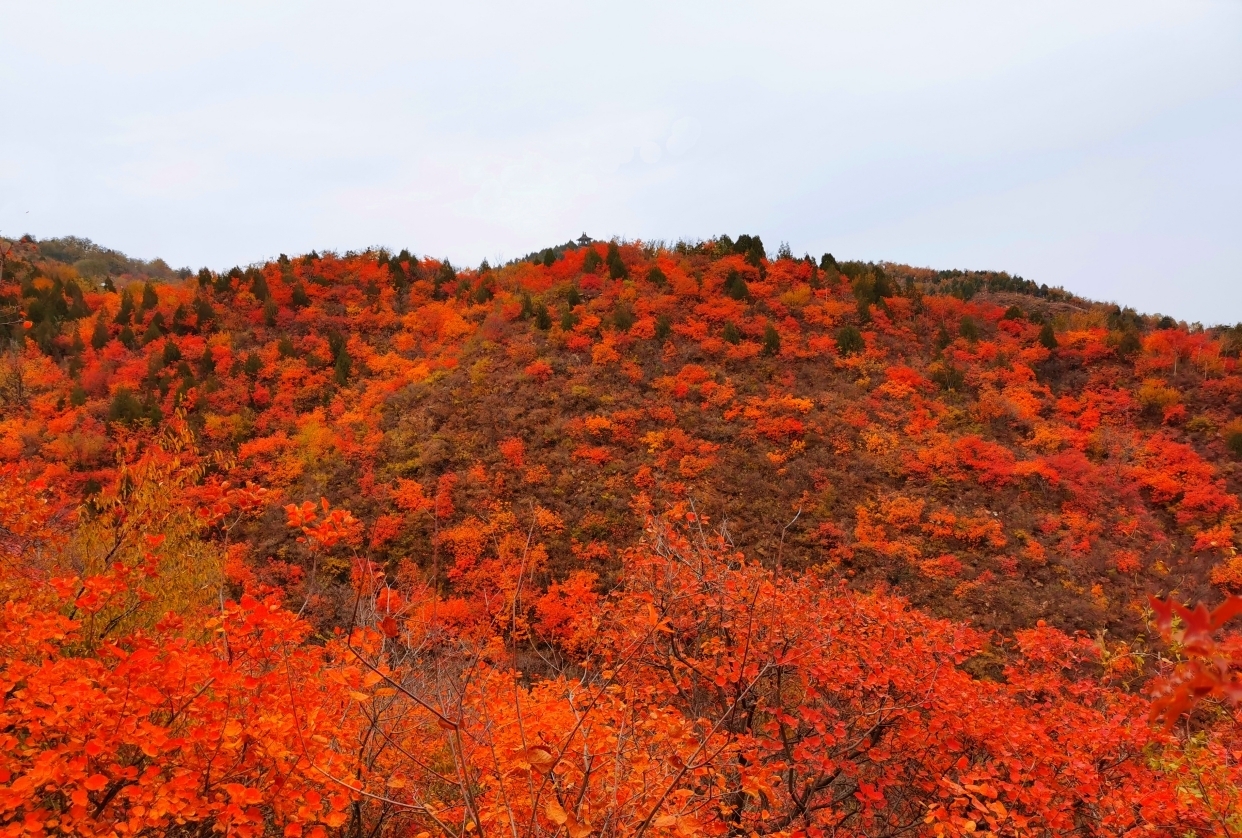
[2,232,1241,835]
[4,233,1240,633]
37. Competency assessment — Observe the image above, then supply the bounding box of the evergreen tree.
[250,271,269,301]
[194,297,217,330]
[606,243,627,279]
[141,282,159,311]
[291,283,310,308]
[91,317,110,350]
[613,303,635,331]
[836,325,865,356]
[65,282,90,319]
[932,363,966,391]
[143,395,163,426]
[215,267,239,295]
[1226,422,1242,458]
[142,320,162,345]
[107,387,144,425]
[334,347,352,385]
[172,304,192,335]
[723,270,749,300]
[1039,322,1059,350]
[1117,330,1142,358]
[722,322,742,345]
[433,261,456,300]
[733,234,766,268]
[762,324,781,355]
[390,260,408,294]
[114,288,134,325]
[327,331,346,363]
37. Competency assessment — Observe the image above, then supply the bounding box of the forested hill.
[4,233,1239,636]
[2,232,1242,835]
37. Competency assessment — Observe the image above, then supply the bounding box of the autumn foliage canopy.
[1,233,1242,835]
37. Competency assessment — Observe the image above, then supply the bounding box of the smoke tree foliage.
[2,233,1242,835]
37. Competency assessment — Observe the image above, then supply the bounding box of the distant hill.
[5,234,190,287]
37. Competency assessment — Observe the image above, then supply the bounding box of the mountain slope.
[3,234,1239,636]
[3,233,1242,835]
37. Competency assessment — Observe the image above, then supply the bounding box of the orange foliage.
[3,235,1242,834]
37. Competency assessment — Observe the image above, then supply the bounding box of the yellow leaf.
[524,746,555,773]
[546,800,568,825]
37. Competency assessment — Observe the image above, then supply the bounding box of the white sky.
[2,1,1240,324]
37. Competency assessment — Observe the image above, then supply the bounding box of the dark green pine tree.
[114,288,134,325]
[606,243,627,279]
[1039,322,1059,350]
[762,324,781,356]
[836,325,865,356]
[723,270,749,300]
[334,347,352,385]
[91,316,110,350]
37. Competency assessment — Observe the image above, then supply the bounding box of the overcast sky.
[2,1,1240,323]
